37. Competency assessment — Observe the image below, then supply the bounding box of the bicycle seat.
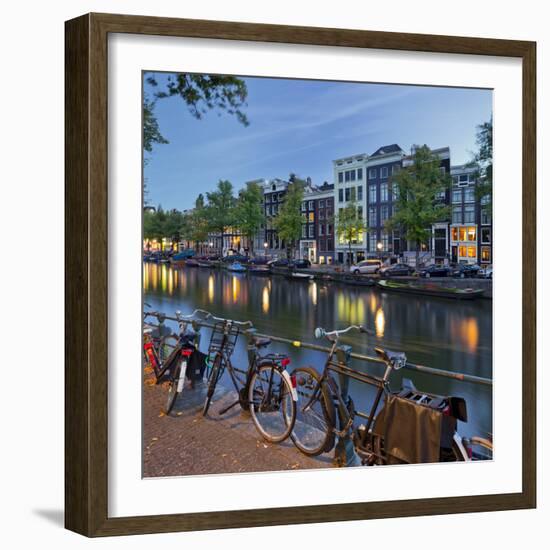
[375,347,407,369]
[253,337,271,348]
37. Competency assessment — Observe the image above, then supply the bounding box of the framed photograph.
[65,13,536,537]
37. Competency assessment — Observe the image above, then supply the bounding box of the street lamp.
[377,241,383,260]
[263,241,268,259]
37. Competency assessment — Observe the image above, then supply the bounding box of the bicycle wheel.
[202,354,222,416]
[164,361,181,415]
[248,363,296,443]
[290,366,335,456]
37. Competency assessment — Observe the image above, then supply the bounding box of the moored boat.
[227,262,247,273]
[248,265,271,275]
[377,279,484,300]
[185,259,199,267]
[285,272,313,282]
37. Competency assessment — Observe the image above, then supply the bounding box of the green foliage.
[336,201,367,262]
[143,95,169,153]
[472,118,493,208]
[387,145,451,262]
[234,182,265,254]
[206,181,237,249]
[143,73,250,157]
[181,195,210,249]
[273,181,304,259]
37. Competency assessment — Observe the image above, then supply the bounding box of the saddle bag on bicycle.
[185,349,208,382]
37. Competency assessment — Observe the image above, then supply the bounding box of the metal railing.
[144,311,492,387]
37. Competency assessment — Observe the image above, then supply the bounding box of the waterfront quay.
[143,263,493,475]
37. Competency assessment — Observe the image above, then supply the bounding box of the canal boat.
[248,265,271,276]
[197,260,213,268]
[171,250,195,265]
[227,261,247,273]
[285,272,313,282]
[185,259,199,267]
[377,279,485,300]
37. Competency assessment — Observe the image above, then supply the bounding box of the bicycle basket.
[208,320,240,357]
[185,349,208,382]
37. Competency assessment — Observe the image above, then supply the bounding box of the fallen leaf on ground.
[158,412,165,418]
[144,366,154,374]
[151,437,159,441]
[144,379,156,386]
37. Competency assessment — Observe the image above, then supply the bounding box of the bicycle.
[291,326,493,464]
[201,313,298,444]
[143,308,205,414]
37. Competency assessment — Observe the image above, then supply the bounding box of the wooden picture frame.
[65,12,536,537]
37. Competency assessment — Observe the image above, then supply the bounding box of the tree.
[143,73,249,155]
[179,200,209,252]
[335,200,367,268]
[234,181,265,256]
[386,145,451,267]
[206,181,237,255]
[272,180,304,262]
[472,117,493,210]
[143,95,169,154]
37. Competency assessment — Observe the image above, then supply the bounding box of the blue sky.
[144,74,492,211]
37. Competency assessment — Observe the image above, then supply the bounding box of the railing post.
[333,345,361,467]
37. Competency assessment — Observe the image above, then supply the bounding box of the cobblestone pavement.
[143,368,333,478]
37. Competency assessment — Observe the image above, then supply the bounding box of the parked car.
[378,263,415,278]
[451,263,481,278]
[292,259,312,269]
[268,258,291,268]
[478,265,493,279]
[417,264,451,278]
[351,259,383,275]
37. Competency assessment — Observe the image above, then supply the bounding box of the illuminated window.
[467,227,477,241]
[308,212,314,222]
[458,245,467,257]
[459,227,467,241]
[451,227,458,241]
[467,246,477,258]
[481,247,491,262]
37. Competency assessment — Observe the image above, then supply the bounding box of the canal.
[144,262,493,442]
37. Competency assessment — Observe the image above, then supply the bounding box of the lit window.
[481,246,491,262]
[467,227,477,241]
[467,246,477,258]
[451,227,458,241]
[308,212,314,223]
[459,227,467,241]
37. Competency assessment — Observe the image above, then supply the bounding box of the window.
[308,200,314,210]
[380,182,388,202]
[308,212,314,223]
[452,206,462,224]
[326,198,333,207]
[301,201,306,211]
[368,168,377,179]
[459,175,468,184]
[357,185,363,201]
[350,170,356,181]
[319,209,324,220]
[369,185,377,203]
[481,246,491,262]
[467,227,477,241]
[309,225,314,238]
[319,224,324,236]
[380,204,389,223]
[357,168,363,180]
[301,225,306,238]
[481,207,492,225]
[369,233,377,252]
[368,207,377,227]
[380,166,388,179]
[326,208,333,219]
[464,205,475,223]
[327,224,333,235]
[467,246,477,258]
[381,230,389,251]
[440,166,446,175]
[392,182,399,200]
[350,187,357,201]
[451,227,458,241]
[392,164,401,175]
[345,188,351,201]
[338,189,344,202]
[464,188,475,202]
[480,194,490,205]
[357,205,363,220]
[345,170,351,182]
[319,200,325,208]
[338,172,343,183]
[452,190,462,203]
[481,227,491,244]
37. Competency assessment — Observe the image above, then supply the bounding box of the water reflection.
[143,262,492,439]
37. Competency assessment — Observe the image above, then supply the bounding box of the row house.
[333,153,368,265]
[262,178,289,257]
[299,182,335,264]
[449,164,492,266]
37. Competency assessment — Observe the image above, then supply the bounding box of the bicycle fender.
[282,370,298,401]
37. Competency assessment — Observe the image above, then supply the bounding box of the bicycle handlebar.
[314,325,374,340]
[175,309,253,328]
